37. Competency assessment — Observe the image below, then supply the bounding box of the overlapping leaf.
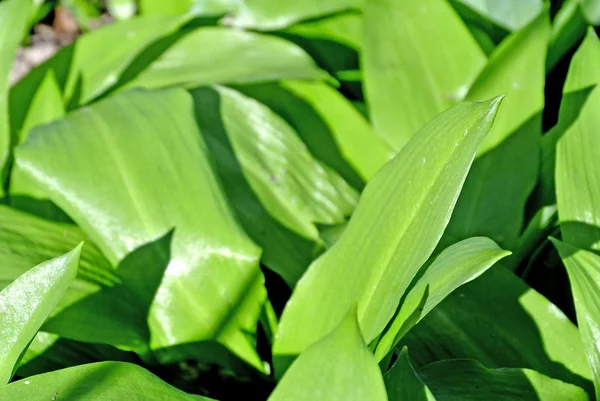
[15,88,266,369]
[273,97,502,375]
[0,245,81,384]
[385,347,437,401]
[0,362,213,400]
[363,0,486,151]
[268,309,387,401]
[552,239,600,399]
[419,359,589,400]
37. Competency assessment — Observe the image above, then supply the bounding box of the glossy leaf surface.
[273,97,502,374]
[385,347,437,401]
[15,88,266,369]
[0,245,81,384]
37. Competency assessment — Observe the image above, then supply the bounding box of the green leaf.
[547,0,587,72]
[123,27,328,92]
[227,0,362,30]
[446,10,549,249]
[582,0,600,24]
[138,0,234,16]
[384,347,437,401]
[268,309,387,401]
[234,80,393,186]
[192,85,357,242]
[9,69,66,222]
[282,12,363,51]
[554,33,600,251]
[419,359,589,401]
[9,14,187,137]
[400,266,593,393]
[374,237,510,360]
[363,0,486,151]
[0,245,81,384]
[273,97,503,375]
[0,0,32,196]
[551,239,600,399]
[15,88,266,370]
[451,0,543,31]
[0,362,213,400]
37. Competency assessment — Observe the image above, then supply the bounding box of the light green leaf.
[554,33,600,251]
[268,309,387,401]
[192,85,357,242]
[451,0,543,31]
[0,0,32,196]
[123,27,328,92]
[374,237,510,360]
[551,239,600,399]
[400,266,593,393]
[9,69,66,221]
[0,245,81,384]
[234,80,393,186]
[385,347,437,401]
[446,10,549,249]
[15,88,266,370]
[9,14,187,138]
[0,362,213,400]
[363,0,486,151]
[138,0,235,16]
[227,0,362,30]
[582,0,600,24]
[273,97,502,374]
[190,87,318,285]
[282,12,363,51]
[419,359,589,401]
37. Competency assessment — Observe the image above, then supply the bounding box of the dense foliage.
[0,0,599,400]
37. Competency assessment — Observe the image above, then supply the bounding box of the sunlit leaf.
[123,27,328,91]
[552,239,600,399]
[15,88,266,370]
[451,0,543,32]
[374,237,510,360]
[0,362,213,400]
[0,245,81,384]
[273,97,502,375]
[363,0,486,151]
[400,266,593,393]
[268,309,387,401]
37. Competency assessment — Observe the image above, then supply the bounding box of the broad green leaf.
[282,12,363,51]
[446,11,549,249]
[0,245,81,384]
[123,27,328,91]
[192,85,357,242]
[273,97,503,374]
[15,88,266,370]
[139,0,234,16]
[9,70,66,221]
[374,237,510,360]
[385,347,437,401]
[268,309,387,401]
[17,332,136,378]
[547,0,587,72]
[0,0,32,196]
[0,362,213,400]
[554,32,600,251]
[419,359,589,401]
[451,0,543,31]
[227,0,362,30]
[190,87,318,285]
[582,0,600,24]
[551,239,600,399]
[9,14,187,138]
[363,0,486,151]
[234,80,393,187]
[400,266,593,392]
